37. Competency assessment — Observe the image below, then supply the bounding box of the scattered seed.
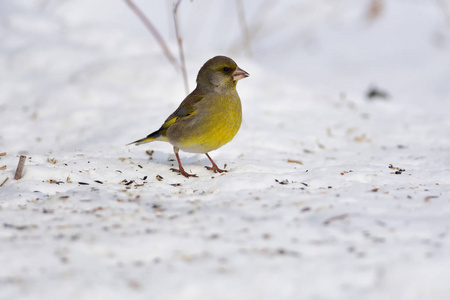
[275,179,289,185]
[4,223,37,230]
[354,134,367,142]
[48,158,58,164]
[324,214,349,225]
[260,233,271,240]
[94,180,103,184]
[389,164,405,173]
[78,182,89,185]
[146,150,154,159]
[156,175,163,181]
[287,159,303,165]
[366,86,389,100]
[0,152,6,156]
[118,157,126,162]
[47,179,64,184]
[152,204,163,212]
[340,170,353,175]
[425,196,439,202]
[138,165,143,168]
[0,165,6,170]
[170,183,181,187]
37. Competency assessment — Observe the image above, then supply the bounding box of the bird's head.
[196,56,249,93]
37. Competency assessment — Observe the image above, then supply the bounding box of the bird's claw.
[205,166,227,173]
[170,168,197,178]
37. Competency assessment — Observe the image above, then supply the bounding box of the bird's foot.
[170,168,197,178]
[204,153,227,174]
[205,165,227,173]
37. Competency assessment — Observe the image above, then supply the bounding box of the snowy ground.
[1,1,450,299]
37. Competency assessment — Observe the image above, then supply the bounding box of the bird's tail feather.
[127,129,165,146]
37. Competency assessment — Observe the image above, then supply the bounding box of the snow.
[1,0,450,299]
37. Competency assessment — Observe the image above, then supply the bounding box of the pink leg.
[170,148,197,177]
[204,153,227,173]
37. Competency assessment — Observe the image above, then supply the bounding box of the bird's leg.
[204,153,227,173]
[170,147,197,177]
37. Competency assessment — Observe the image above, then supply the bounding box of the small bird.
[128,56,249,177]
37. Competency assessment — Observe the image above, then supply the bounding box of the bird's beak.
[233,67,249,81]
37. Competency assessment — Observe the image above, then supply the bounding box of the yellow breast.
[167,92,242,153]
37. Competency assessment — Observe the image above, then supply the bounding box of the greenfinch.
[128,56,249,177]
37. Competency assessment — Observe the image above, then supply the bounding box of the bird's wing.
[127,90,207,146]
[162,91,205,129]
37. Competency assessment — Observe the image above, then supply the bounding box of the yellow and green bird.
[128,56,249,177]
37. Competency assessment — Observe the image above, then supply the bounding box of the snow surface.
[1,0,450,299]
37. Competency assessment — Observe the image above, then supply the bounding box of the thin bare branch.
[124,0,180,70]
[365,0,384,22]
[236,0,253,56]
[174,0,189,95]
[436,0,450,25]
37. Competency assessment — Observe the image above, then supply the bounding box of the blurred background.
[1,0,449,152]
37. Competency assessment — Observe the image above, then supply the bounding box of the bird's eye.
[222,67,230,72]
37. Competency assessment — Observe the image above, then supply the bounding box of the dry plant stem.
[174,0,189,95]
[0,177,9,187]
[124,0,180,70]
[437,0,450,24]
[236,0,252,56]
[14,155,26,180]
[365,0,384,21]
[238,0,273,46]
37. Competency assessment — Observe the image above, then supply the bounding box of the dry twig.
[173,0,189,95]
[365,0,384,22]
[436,0,450,25]
[124,0,180,70]
[14,155,26,180]
[0,177,9,187]
[236,0,252,56]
